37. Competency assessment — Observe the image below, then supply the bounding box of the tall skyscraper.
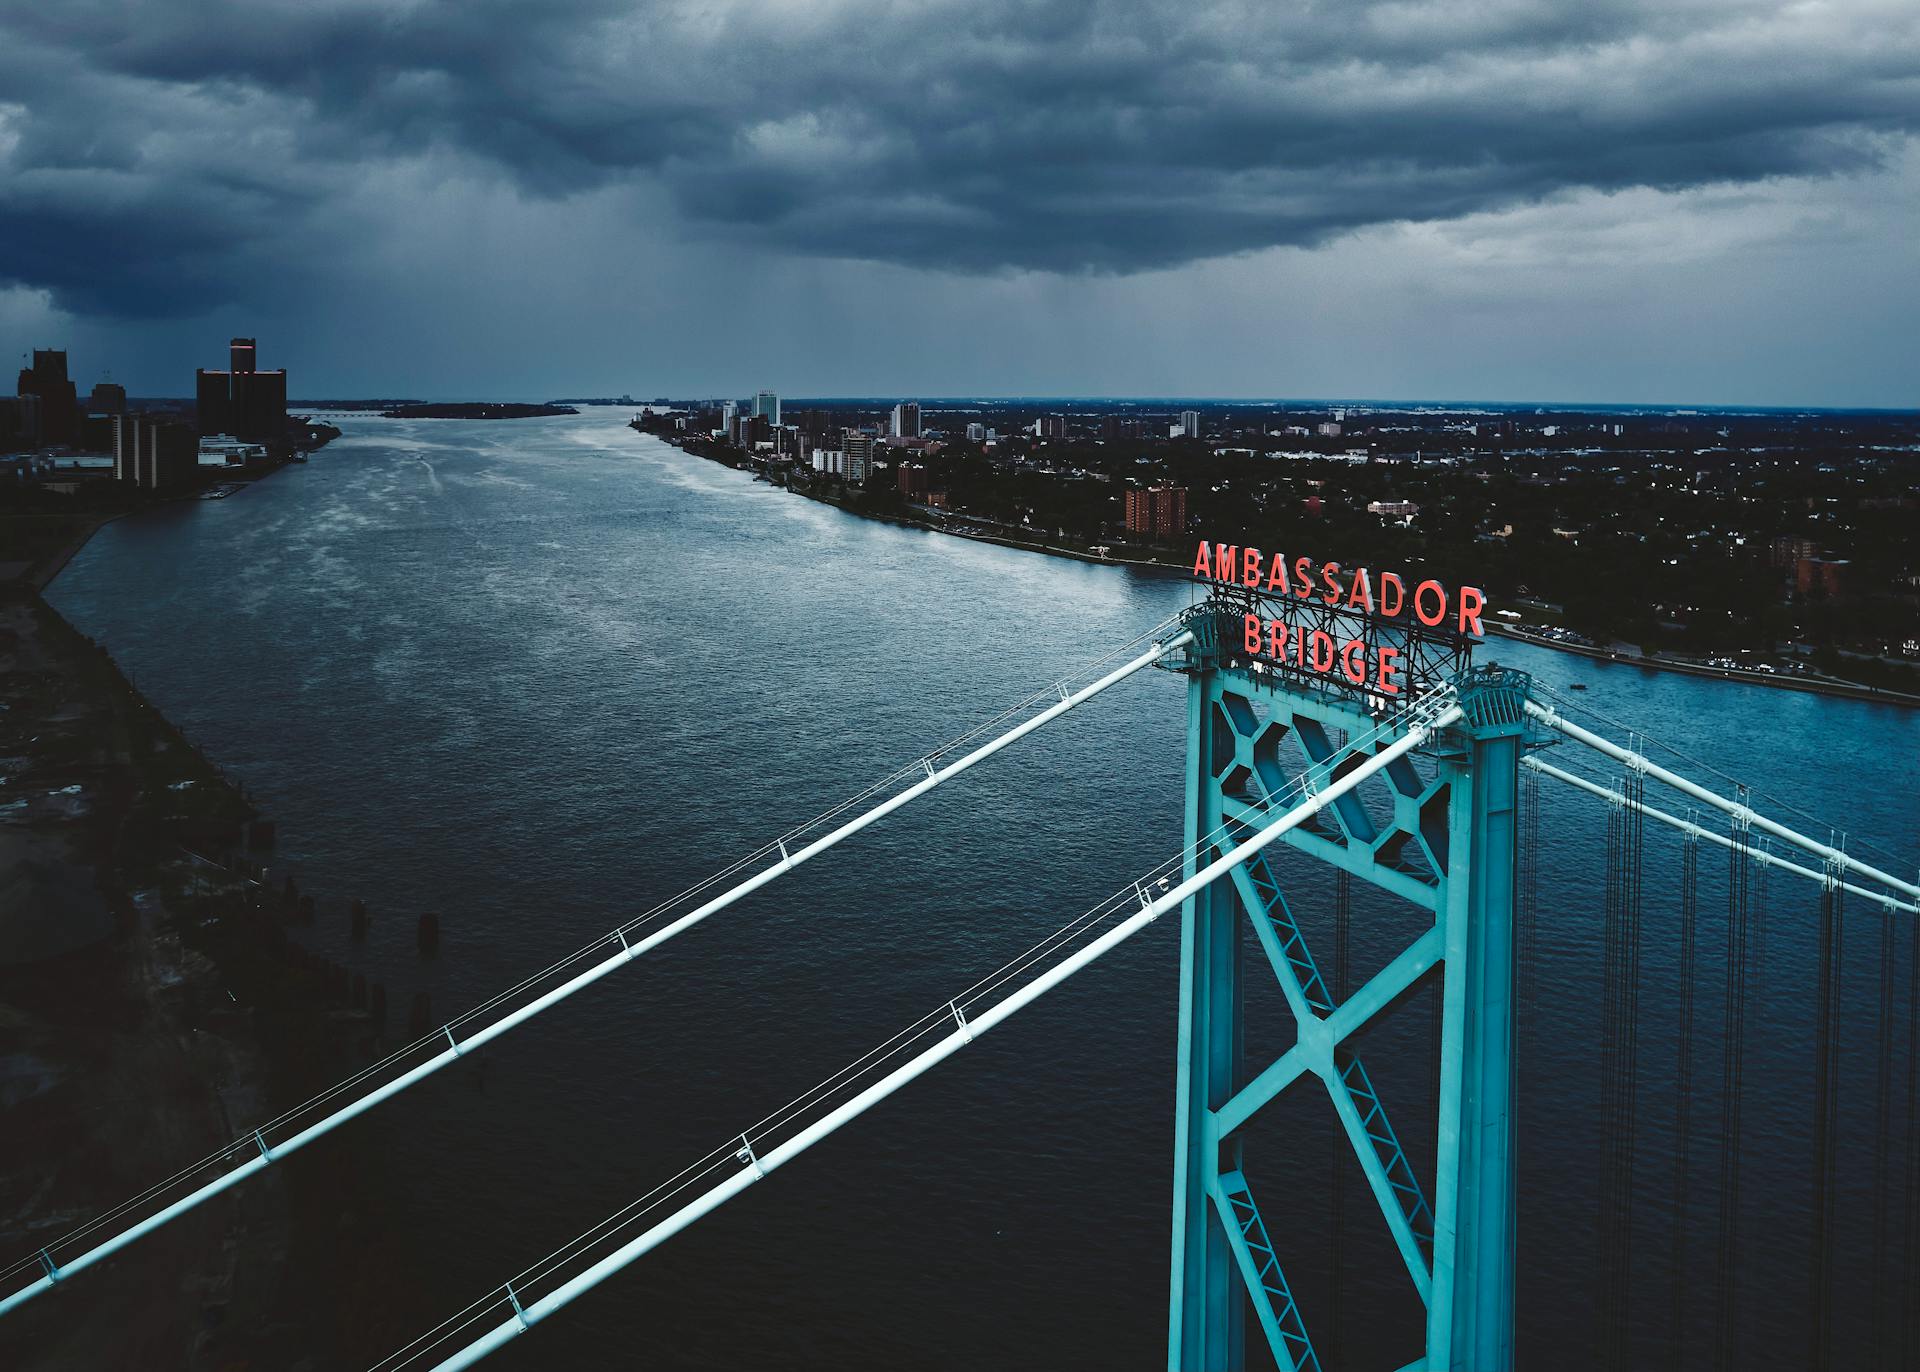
[1180,409,1201,438]
[754,391,780,426]
[17,349,78,446]
[196,336,286,441]
[889,402,921,438]
[721,400,738,433]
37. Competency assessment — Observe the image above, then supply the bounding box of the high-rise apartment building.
[889,402,921,439]
[754,391,780,426]
[965,422,987,443]
[1180,409,1201,438]
[844,430,875,483]
[1124,484,1188,540]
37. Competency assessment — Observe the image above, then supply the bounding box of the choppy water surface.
[51,411,1920,1368]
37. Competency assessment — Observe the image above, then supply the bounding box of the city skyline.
[0,2,1916,408]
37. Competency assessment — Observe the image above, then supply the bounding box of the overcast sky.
[2,0,1915,406]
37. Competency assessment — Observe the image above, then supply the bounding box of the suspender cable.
[1520,759,1541,1021]
[1906,906,1920,1367]
[1713,810,1753,1372]
[1810,862,1844,1367]
[388,695,1465,1372]
[1600,794,1625,1366]
[1874,895,1897,1365]
[1669,824,1699,1369]
[0,625,1194,1319]
[1598,768,1644,1372]
[1524,702,1920,907]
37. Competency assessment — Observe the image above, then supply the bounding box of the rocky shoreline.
[0,572,423,1365]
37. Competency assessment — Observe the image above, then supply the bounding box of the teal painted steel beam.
[1214,925,1442,1137]
[1179,657,1522,1372]
[1169,669,1247,1372]
[1223,794,1441,910]
[1424,715,1520,1371]
[1226,851,1437,1297]
[1212,1170,1323,1372]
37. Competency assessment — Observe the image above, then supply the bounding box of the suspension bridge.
[2,570,1916,1371]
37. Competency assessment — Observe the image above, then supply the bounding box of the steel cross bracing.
[1217,1170,1324,1372]
[1170,608,1528,1372]
[0,627,1194,1318]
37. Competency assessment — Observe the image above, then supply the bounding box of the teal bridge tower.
[1168,591,1526,1372]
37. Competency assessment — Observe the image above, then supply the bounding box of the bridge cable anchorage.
[376,695,1466,1372]
[1523,699,1920,906]
[0,619,1196,1318]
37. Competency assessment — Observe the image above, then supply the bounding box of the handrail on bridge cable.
[0,618,1195,1319]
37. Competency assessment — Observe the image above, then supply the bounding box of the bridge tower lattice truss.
[1169,629,1526,1372]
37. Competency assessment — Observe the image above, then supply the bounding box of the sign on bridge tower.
[1168,554,1527,1372]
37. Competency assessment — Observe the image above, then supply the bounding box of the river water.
[48,411,1920,1369]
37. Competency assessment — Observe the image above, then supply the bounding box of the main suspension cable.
[0,613,1192,1310]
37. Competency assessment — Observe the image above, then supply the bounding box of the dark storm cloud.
[1,0,1916,315]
